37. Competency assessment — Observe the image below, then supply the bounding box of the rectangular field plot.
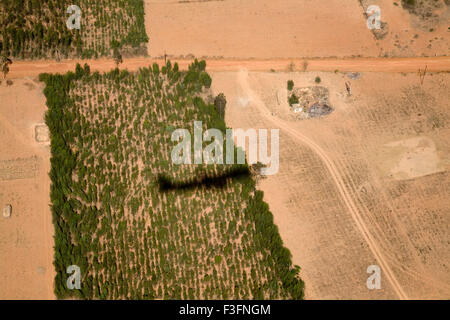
[41,62,304,299]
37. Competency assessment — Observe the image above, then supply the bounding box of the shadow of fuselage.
[157,165,250,192]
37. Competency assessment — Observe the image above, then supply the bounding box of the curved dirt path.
[7,56,450,79]
[236,69,409,300]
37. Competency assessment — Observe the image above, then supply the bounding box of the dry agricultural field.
[0,78,54,299]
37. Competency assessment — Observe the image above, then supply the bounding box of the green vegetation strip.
[0,0,148,59]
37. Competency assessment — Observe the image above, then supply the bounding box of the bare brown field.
[0,79,54,299]
[145,0,449,59]
[145,0,379,58]
[211,70,450,299]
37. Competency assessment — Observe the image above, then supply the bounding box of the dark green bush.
[288,94,299,106]
[287,80,294,91]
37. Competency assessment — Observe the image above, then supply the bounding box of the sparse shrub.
[402,0,416,7]
[302,60,308,72]
[288,94,299,106]
[287,62,295,72]
[287,80,294,91]
[315,76,321,84]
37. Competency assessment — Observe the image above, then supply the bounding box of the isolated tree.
[113,48,123,68]
[1,55,12,79]
[287,80,294,91]
[214,93,227,118]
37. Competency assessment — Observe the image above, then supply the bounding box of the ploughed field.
[213,70,450,299]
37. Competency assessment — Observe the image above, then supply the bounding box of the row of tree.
[0,0,148,59]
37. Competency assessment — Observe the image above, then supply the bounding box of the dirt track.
[236,69,410,299]
[7,56,450,79]
[0,78,54,299]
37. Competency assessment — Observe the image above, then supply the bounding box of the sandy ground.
[211,70,450,299]
[145,0,449,59]
[0,78,55,299]
[145,0,378,59]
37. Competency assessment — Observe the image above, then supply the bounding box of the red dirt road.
[7,56,450,79]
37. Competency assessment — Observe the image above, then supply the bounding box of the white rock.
[3,204,12,218]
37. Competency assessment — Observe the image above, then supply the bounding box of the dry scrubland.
[40,62,304,299]
[0,0,148,59]
[0,78,54,299]
[211,70,450,299]
[146,0,449,59]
